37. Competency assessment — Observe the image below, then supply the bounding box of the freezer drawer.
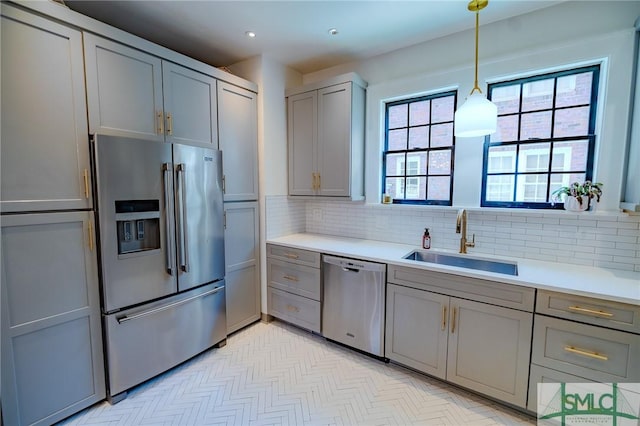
[322,255,386,357]
[104,282,226,397]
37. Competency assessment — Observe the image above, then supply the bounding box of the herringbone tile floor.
[60,320,535,425]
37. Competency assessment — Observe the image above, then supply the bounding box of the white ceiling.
[64,0,564,74]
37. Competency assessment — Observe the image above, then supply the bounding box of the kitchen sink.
[403,250,518,276]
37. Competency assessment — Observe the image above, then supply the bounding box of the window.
[481,65,599,208]
[383,91,456,205]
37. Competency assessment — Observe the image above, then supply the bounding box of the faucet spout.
[456,209,475,254]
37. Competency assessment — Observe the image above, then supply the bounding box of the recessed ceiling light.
[328,28,338,36]
[245,31,256,38]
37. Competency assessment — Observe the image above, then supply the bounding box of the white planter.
[564,196,589,212]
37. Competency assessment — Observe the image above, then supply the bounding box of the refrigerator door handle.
[177,163,190,273]
[162,163,174,275]
[116,285,224,323]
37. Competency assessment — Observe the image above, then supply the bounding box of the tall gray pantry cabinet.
[1,4,105,425]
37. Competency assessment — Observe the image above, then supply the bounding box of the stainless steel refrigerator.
[92,134,226,402]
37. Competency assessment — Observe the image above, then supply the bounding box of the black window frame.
[382,90,457,205]
[481,65,600,209]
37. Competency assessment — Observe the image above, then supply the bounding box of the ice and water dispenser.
[115,200,161,255]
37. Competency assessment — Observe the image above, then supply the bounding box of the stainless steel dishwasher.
[322,255,386,357]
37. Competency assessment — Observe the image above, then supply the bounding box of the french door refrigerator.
[92,134,226,401]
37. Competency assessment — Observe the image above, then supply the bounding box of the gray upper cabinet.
[224,201,260,334]
[1,211,105,426]
[218,82,259,201]
[287,73,366,199]
[84,33,164,142]
[163,61,218,148]
[1,5,91,213]
[84,33,218,147]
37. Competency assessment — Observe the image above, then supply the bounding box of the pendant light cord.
[472,10,482,94]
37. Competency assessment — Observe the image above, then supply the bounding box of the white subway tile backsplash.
[265,196,640,272]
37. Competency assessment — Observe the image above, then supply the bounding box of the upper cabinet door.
[84,33,164,142]
[1,6,92,213]
[163,61,218,148]
[288,90,317,196]
[317,82,352,197]
[217,82,258,201]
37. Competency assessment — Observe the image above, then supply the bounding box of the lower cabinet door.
[385,284,448,379]
[1,212,105,426]
[447,297,533,408]
[268,287,321,333]
[527,364,595,413]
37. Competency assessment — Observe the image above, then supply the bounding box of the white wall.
[303,1,640,212]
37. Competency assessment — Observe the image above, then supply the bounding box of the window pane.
[522,78,554,112]
[427,176,450,201]
[430,123,453,147]
[554,106,589,137]
[549,173,586,199]
[388,104,407,128]
[385,153,405,176]
[409,100,430,126]
[486,175,515,201]
[385,177,404,199]
[556,72,592,107]
[406,176,426,200]
[492,85,521,114]
[432,96,454,123]
[491,115,519,142]
[428,150,451,175]
[520,111,552,139]
[388,129,407,150]
[408,126,429,149]
[487,145,516,173]
[551,140,588,172]
[518,142,550,173]
[406,152,427,175]
[516,174,548,202]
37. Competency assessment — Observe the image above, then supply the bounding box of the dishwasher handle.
[322,255,385,273]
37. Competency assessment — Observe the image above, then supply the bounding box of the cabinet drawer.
[527,364,596,413]
[387,265,535,311]
[537,290,640,334]
[268,258,321,300]
[532,315,640,383]
[268,287,321,333]
[267,244,320,268]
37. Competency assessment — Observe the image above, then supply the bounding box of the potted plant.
[551,181,603,211]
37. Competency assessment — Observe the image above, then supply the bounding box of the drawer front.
[527,364,595,413]
[537,290,640,334]
[532,315,640,382]
[268,287,321,333]
[268,258,321,300]
[267,244,320,268]
[387,265,535,311]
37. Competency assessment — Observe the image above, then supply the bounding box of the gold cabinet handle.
[441,305,447,331]
[564,346,608,361]
[286,304,300,313]
[166,112,173,135]
[83,169,90,199]
[88,220,94,251]
[283,275,299,282]
[157,110,164,134]
[317,173,321,190]
[450,307,457,334]
[285,253,299,259]
[312,173,317,190]
[567,305,614,318]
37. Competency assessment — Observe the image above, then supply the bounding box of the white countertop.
[267,233,640,306]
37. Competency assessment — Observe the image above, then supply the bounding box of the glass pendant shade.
[454,92,497,138]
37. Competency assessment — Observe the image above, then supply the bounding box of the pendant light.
[454,0,497,138]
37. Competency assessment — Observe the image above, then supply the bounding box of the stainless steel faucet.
[455,209,475,254]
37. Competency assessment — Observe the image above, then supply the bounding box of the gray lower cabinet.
[1,4,92,213]
[385,267,534,409]
[224,201,260,334]
[1,211,105,426]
